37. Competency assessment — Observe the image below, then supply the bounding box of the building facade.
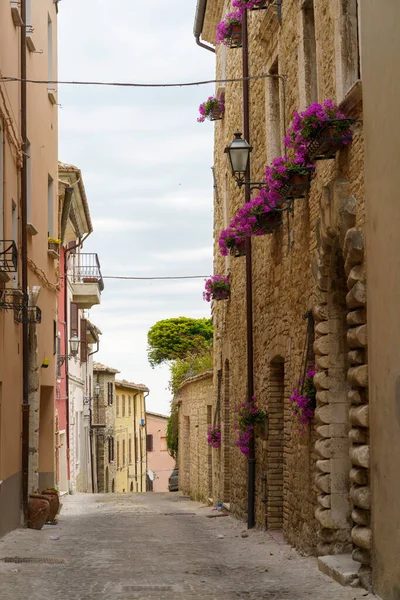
[93,363,119,494]
[57,162,103,494]
[0,0,59,536]
[146,411,175,492]
[115,380,148,493]
[195,0,373,588]
[177,371,213,501]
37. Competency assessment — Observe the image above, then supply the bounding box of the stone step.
[318,554,360,586]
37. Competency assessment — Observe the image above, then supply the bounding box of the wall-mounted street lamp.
[225,131,252,187]
[69,335,80,357]
[94,382,101,398]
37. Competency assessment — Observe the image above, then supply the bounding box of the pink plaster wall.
[146,413,175,492]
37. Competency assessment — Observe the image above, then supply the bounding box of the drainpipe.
[194,0,215,53]
[20,0,29,522]
[242,8,256,530]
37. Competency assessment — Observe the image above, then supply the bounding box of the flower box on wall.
[48,239,60,259]
[255,210,282,234]
[209,103,225,121]
[306,119,355,161]
[278,170,312,200]
[229,238,246,258]
[230,23,242,48]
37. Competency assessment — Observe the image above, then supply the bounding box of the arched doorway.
[112,478,115,493]
[105,467,109,493]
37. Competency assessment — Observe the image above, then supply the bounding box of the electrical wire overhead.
[0,73,283,88]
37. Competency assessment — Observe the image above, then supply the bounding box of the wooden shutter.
[70,302,79,337]
[108,382,113,405]
[129,437,132,464]
[80,318,87,362]
[146,434,153,452]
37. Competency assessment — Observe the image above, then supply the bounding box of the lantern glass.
[94,383,101,397]
[70,335,80,356]
[225,131,252,176]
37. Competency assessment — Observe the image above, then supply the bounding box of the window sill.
[27,223,38,236]
[48,89,57,105]
[11,2,23,26]
[26,35,36,53]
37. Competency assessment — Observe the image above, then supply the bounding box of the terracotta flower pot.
[230,23,242,47]
[209,104,224,121]
[256,211,282,234]
[41,488,60,522]
[27,494,50,530]
[228,238,246,257]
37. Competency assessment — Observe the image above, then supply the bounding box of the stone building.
[93,362,119,493]
[115,379,148,493]
[177,371,213,502]
[194,0,372,588]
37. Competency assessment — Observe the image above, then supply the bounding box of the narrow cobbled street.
[0,493,374,600]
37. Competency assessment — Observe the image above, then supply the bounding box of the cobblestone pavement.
[0,493,374,600]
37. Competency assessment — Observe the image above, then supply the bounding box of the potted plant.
[48,237,61,258]
[290,365,316,433]
[197,96,225,123]
[233,0,268,11]
[219,226,246,257]
[207,424,222,448]
[265,156,314,200]
[285,99,354,162]
[216,11,243,47]
[234,398,267,456]
[27,494,50,530]
[203,274,231,302]
[41,487,61,523]
[235,195,282,236]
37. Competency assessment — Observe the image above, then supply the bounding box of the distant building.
[115,380,148,493]
[146,412,175,492]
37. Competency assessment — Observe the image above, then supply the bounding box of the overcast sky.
[59,0,215,416]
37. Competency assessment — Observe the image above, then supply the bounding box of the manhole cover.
[123,585,172,592]
[1,557,66,564]
[163,512,196,516]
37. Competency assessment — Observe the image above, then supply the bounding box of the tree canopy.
[147,317,213,367]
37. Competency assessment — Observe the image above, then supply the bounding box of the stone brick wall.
[201,0,369,576]
[177,371,213,502]
[93,369,117,493]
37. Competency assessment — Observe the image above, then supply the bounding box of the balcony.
[0,241,18,283]
[70,253,104,309]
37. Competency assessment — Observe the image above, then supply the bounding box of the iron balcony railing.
[71,253,104,292]
[0,240,18,273]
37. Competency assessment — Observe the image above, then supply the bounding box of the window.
[48,175,54,238]
[117,440,120,468]
[70,302,79,341]
[26,141,32,227]
[122,395,126,417]
[129,437,132,464]
[299,0,318,109]
[122,439,126,467]
[116,395,120,417]
[265,59,282,163]
[335,0,360,101]
[25,0,36,52]
[80,318,87,363]
[107,382,113,405]
[0,124,3,241]
[108,437,114,462]
[128,396,132,417]
[56,333,61,379]
[146,434,154,452]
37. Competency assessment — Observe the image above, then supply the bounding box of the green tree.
[147,317,213,367]
[166,405,179,460]
[169,347,213,397]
